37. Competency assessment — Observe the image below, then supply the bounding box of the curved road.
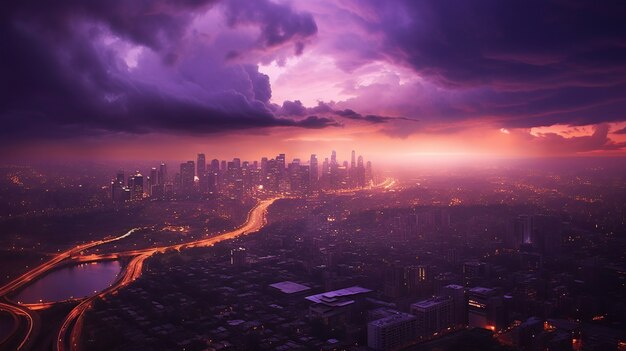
[56,197,278,351]
[3,187,389,351]
[1,197,276,351]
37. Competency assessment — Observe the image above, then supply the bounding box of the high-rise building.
[366,161,373,184]
[309,154,318,189]
[351,150,356,168]
[180,161,195,191]
[276,154,286,177]
[405,265,430,295]
[441,284,466,326]
[356,155,366,187]
[210,159,219,171]
[467,287,503,331]
[197,154,207,192]
[111,170,126,203]
[368,311,418,351]
[197,154,206,176]
[532,215,562,254]
[158,163,167,185]
[116,170,124,185]
[149,167,158,196]
[410,296,453,338]
[129,171,143,201]
[111,177,128,203]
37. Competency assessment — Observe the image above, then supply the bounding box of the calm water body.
[13,261,121,304]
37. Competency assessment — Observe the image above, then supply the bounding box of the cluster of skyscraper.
[111,163,167,203]
[111,151,373,202]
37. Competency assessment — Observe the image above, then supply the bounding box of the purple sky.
[2,0,626,161]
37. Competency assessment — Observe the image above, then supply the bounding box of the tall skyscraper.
[276,154,285,173]
[309,154,318,188]
[149,167,158,195]
[197,154,207,192]
[366,161,373,184]
[158,163,167,185]
[357,155,366,187]
[129,171,143,201]
[111,171,127,203]
[197,154,206,177]
[180,161,195,191]
[351,150,356,168]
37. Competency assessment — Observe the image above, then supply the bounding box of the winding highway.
[1,187,392,350]
[0,198,276,351]
[55,197,278,351]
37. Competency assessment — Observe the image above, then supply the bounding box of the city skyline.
[1,1,625,350]
[110,149,375,202]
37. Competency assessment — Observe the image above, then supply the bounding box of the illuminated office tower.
[467,287,503,331]
[129,171,143,201]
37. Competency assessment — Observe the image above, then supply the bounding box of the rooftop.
[269,281,311,294]
[469,287,494,295]
[445,284,464,290]
[369,312,416,327]
[305,286,372,304]
[411,296,451,309]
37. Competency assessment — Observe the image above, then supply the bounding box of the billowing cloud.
[332,0,626,128]
[224,0,317,54]
[1,0,626,158]
[0,0,331,143]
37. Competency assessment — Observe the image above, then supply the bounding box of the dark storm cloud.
[1,0,218,52]
[278,100,307,116]
[333,109,415,124]
[378,0,626,89]
[224,0,317,54]
[0,0,331,143]
[613,127,626,135]
[276,101,416,125]
[356,0,626,128]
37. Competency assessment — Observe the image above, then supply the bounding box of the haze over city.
[1,1,625,351]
